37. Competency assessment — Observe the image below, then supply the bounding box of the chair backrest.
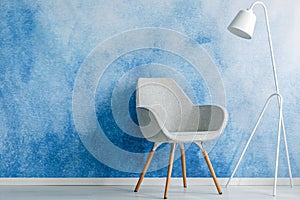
[136,78,199,135]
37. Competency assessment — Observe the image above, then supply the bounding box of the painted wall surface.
[0,0,299,178]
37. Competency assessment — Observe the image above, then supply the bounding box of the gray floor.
[0,185,298,200]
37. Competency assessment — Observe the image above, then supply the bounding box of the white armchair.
[134,78,228,199]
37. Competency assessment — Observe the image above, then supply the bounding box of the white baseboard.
[0,178,298,186]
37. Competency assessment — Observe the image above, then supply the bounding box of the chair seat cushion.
[169,130,221,142]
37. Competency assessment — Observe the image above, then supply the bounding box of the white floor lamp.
[225,1,293,196]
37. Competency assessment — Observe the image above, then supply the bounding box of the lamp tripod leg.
[273,103,283,196]
[225,127,256,188]
[280,118,293,187]
[273,94,293,196]
[226,95,273,188]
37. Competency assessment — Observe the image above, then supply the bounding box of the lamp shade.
[228,9,256,39]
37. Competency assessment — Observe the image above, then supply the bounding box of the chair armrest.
[191,105,229,132]
[136,106,171,142]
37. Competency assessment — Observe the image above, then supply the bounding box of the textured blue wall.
[0,0,299,178]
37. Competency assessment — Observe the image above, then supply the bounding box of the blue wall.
[0,0,299,178]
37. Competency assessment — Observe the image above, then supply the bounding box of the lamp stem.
[249,1,280,94]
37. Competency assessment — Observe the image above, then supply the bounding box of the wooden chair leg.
[180,146,187,188]
[202,150,222,195]
[164,143,177,199]
[134,150,155,192]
